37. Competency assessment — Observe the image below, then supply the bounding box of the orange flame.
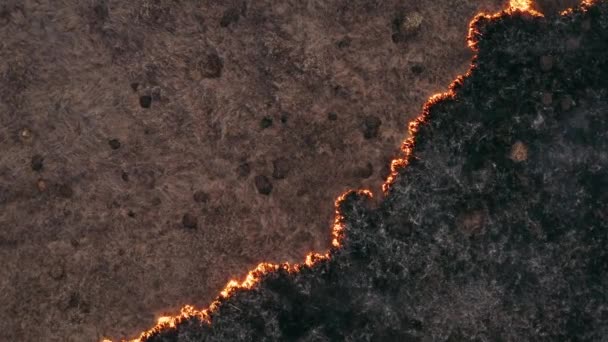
[103,1,596,341]
[466,0,543,50]
[106,190,372,342]
[509,0,534,12]
[561,0,597,15]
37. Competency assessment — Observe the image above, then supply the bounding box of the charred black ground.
[144,2,608,341]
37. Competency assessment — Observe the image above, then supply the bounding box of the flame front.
[102,1,604,341]
[106,190,371,342]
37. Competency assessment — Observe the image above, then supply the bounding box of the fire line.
[103,1,594,341]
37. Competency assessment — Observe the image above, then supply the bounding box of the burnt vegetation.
[140,1,608,341]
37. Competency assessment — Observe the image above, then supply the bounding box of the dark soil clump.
[139,95,152,108]
[31,155,44,171]
[108,139,121,150]
[254,175,273,195]
[182,213,198,229]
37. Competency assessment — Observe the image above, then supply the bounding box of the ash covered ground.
[140,1,608,341]
[0,0,589,341]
